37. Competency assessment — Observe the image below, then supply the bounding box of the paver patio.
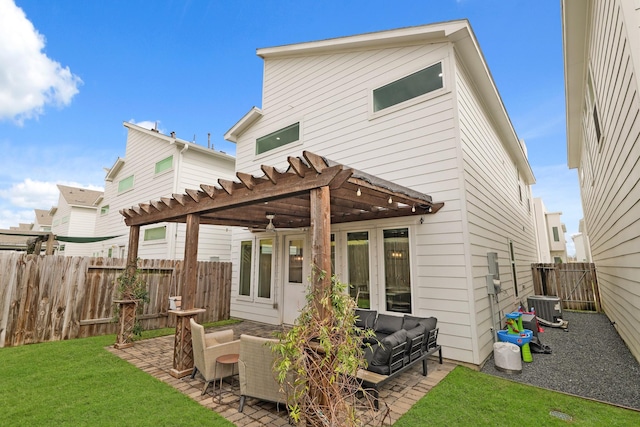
[108,319,456,426]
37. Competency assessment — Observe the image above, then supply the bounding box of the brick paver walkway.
[108,320,456,426]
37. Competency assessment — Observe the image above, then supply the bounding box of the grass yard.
[0,322,238,427]
[396,366,640,426]
[2,320,639,426]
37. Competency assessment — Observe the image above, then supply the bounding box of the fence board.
[0,254,231,347]
[531,262,600,312]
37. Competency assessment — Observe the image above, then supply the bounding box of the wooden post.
[310,186,331,317]
[169,213,200,378]
[45,233,55,255]
[182,214,200,310]
[126,225,140,275]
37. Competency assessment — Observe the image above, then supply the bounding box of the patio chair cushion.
[374,314,404,335]
[355,309,377,330]
[404,325,426,352]
[370,328,407,367]
[402,315,437,332]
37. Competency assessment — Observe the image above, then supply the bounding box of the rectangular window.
[61,216,69,224]
[509,240,519,297]
[348,231,370,309]
[144,226,166,241]
[155,155,173,174]
[552,226,560,242]
[288,239,304,284]
[100,205,109,215]
[239,241,253,296]
[384,228,411,313]
[118,175,134,193]
[373,62,443,112]
[257,239,273,298]
[107,248,113,258]
[256,122,299,155]
[587,71,603,145]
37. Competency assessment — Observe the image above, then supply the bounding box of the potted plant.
[113,261,150,349]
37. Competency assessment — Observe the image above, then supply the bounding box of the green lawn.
[396,366,640,426]
[2,323,638,426]
[0,323,238,427]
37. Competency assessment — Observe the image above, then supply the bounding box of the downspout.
[169,140,189,260]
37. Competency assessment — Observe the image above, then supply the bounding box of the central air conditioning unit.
[527,295,562,322]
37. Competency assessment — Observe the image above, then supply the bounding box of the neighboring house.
[33,209,53,232]
[563,0,640,362]
[571,219,592,263]
[532,198,568,263]
[50,184,103,256]
[91,122,236,261]
[224,21,538,366]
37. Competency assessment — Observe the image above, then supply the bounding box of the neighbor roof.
[57,185,104,208]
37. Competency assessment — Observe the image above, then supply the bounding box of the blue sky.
[0,0,581,254]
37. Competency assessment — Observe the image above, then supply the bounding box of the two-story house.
[532,198,568,263]
[92,122,236,261]
[50,185,103,256]
[223,20,538,367]
[562,0,640,361]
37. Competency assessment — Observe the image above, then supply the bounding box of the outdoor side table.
[215,353,239,402]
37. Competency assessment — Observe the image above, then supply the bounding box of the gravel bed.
[481,311,640,410]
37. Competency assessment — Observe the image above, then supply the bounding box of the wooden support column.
[45,233,55,255]
[126,225,140,275]
[310,186,331,318]
[170,213,200,378]
[182,213,200,310]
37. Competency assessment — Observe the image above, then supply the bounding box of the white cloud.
[129,119,164,133]
[0,0,82,124]
[0,207,34,229]
[0,178,103,210]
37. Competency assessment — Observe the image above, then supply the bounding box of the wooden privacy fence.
[0,253,231,347]
[531,262,601,312]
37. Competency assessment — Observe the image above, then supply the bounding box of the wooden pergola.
[120,150,443,377]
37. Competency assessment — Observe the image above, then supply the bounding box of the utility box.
[527,295,562,322]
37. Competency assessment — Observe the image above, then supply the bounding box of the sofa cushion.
[355,308,377,330]
[405,325,426,352]
[403,315,437,333]
[371,329,407,367]
[374,314,404,335]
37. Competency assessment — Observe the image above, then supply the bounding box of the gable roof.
[226,20,534,184]
[57,185,103,208]
[34,209,53,226]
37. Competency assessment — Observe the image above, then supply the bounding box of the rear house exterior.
[224,21,538,366]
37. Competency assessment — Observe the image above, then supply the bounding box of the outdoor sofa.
[354,309,442,409]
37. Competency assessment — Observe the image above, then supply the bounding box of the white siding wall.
[93,127,236,261]
[579,0,640,361]
[232,42,478,363]
[455,53,538,365]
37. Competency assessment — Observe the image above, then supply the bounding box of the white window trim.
[118,175,135,194]
[254,120,304,161]
[154,155,174,176]
[142,225,168,244]
[236,234,276,304]
[368,57,450,121]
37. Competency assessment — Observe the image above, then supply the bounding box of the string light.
[388,196,392,204]
[412,205,416,213]
[356,188,361,196]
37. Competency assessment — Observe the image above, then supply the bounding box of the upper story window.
[586,70,603,146]
[373,62,443,112]
[155,155,173,174]
[552,226,560,242]
[118,175,134,193]
[100,205,109,215]
[256,123,299,155]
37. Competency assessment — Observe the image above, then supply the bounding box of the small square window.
[155,156,173,174]
[100,205,110,215]
[118,175,134,193]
